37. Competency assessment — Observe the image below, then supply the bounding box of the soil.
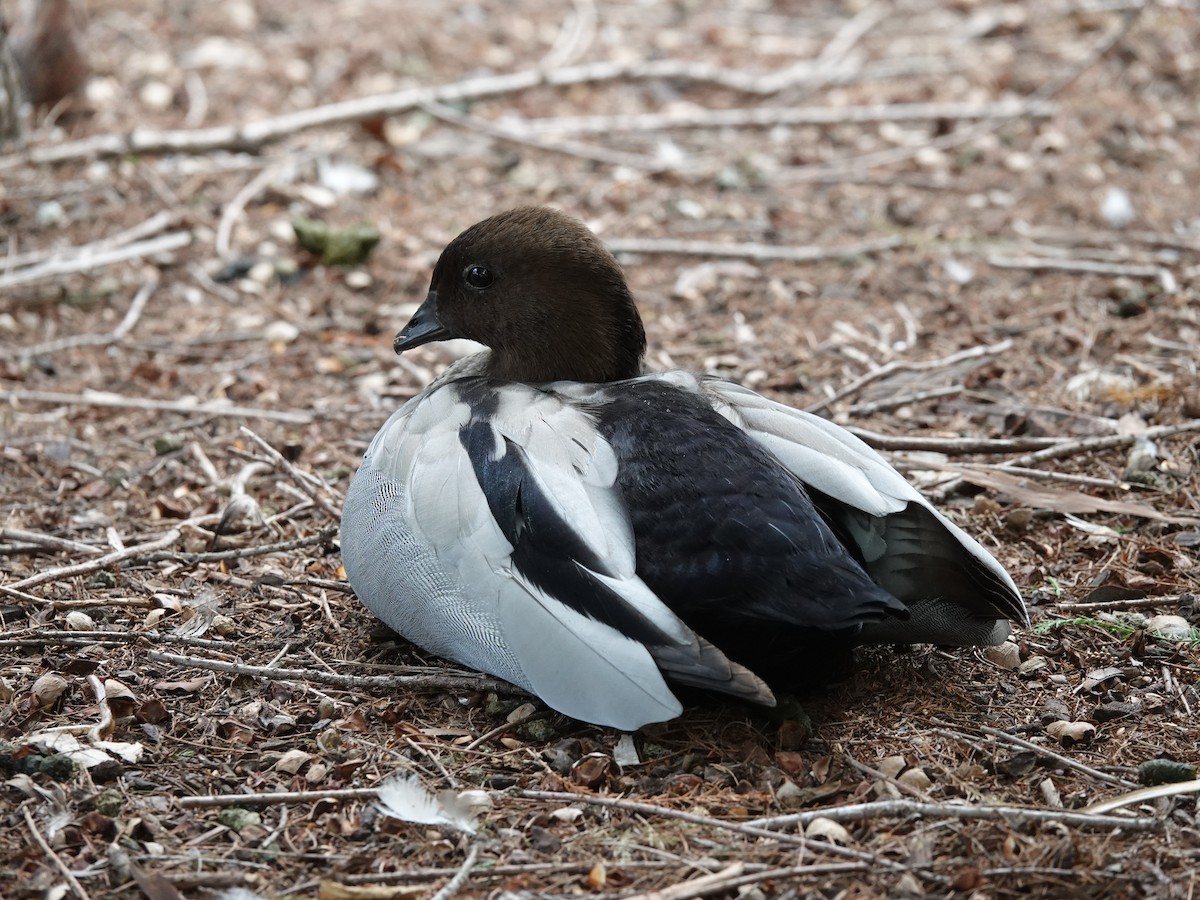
[2,1,1199,898]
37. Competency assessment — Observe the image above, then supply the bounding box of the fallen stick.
[0,232,191,290]
[518,99,1056,136]
[1,388,313,425]
[4,528,183,592]
[144,649,523,696]
[606,234,902,262]
[3,275,159,360]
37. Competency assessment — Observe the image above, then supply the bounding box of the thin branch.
[179,786,378,808]
[430,843,479,900]
[4,528,182,592]
[629,863,869,900]
[606,234,903,263]
[0,627,247,650]
[0,211,178,271]
[1013,219,1200,255]
[85,673,114,741]
[0,527,105,557]
[338,859,678,885]
[0,232,192,290]
[215,152,319,259]
[0,388,313,425]
[935,723,1138,789]
[847,429,1063,455]
[1083,779,1200,815]
[239,427,343,521]
[745,798,1156,832]
[515,789,936,879]
[988,254,1170,281]
[1004,419,1200,468]
[518,99,1055,136]
[806,339,1012,414]
[420,99,670,171]
[1052,594,1193,613]
[144,527,336,566]
[623,862,746,900]
[846,384,962,415]
[23,806,93,900]
[2,275,159,360]
[144,649,525,696]
[920,461,1139,493]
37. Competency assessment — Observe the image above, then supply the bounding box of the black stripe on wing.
[457,398,676,648]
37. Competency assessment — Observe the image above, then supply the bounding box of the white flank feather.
[376,773,483,834]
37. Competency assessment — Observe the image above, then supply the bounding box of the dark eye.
[463,264,494,289]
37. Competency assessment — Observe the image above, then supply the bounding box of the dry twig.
[144,649,524,696]
[0,232,191,290]
[239,427,343,521]
[519,99,1055,136]
[806,339,1011,414]
[4,528,183,592]
[746,798,1156,832]
[430,843,479,900]
[1,388,313,425]
[23,806,92,900]
[516,789,937,880]
[607,235,902,263]
[936,724,1138,790]
[2,275,159,360]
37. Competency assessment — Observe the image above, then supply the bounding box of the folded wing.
[699,377,1027,644]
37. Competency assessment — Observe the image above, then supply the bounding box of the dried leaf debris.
[3,0,1199,897]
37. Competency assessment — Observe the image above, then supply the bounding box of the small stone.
[898,767,933,791]
[1005,508,1034,532]
[1101,187,1135,228]
[153,434,184,456]
[139,80,174,111]
[344,270,372,290]
[248,260,276,285]
[306,762,328,784]
[1005,151,1034,172]
[942,258,975,285]
[65,611,95,631]
[218,808,262,833]
[263,321,301,344]
[318,158,379,196]
[1018,655,1048,677]
[36,200,67,227]
[1092,701,1140,722]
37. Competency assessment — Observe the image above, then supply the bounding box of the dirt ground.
[2,0,1199,897]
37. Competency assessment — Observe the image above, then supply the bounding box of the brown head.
[395,207,647,384]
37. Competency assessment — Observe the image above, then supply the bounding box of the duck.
[341,207,1027,731]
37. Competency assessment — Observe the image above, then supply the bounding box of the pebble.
[1102,187,1135,228]
[263,321,301,344]
[139,80,174,111]
[36,200,67,227]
